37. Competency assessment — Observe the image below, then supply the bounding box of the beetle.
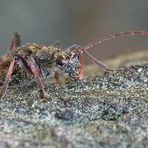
[0,31,148,99]
[0,35,84,99]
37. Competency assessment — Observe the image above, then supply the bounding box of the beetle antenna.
[83,31,148,51]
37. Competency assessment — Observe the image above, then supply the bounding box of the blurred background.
[0,0,148,62]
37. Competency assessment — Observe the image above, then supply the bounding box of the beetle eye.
[56,56,65,66]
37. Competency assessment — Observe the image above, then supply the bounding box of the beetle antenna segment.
[0,56,16,99]
[83,49,113,71]
[84,31,148,51]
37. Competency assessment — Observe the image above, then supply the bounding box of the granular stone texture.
[0,63,147,148]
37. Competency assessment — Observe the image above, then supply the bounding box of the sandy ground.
[0,49,147,148]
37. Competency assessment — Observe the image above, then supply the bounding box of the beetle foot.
[39,90,49,99]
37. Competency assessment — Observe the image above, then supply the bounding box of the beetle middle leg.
[26,56,48,99]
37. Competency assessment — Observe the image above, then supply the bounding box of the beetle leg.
[8,32,21,51]
[0,32,21,70]
[54,68,61,84]
[0,56,16,99]
[26,56,48,99]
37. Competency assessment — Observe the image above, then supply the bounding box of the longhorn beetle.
[0,31,148,99]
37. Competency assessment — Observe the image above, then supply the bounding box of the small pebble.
[55,110,74,121]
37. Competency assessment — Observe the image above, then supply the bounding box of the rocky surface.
[0,61,148,148]
[0,61,147,147]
